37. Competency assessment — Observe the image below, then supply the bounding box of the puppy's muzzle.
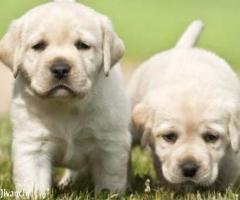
[51,61,71,80]
[180,159,199,178]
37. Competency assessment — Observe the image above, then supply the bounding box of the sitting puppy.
[128,20,240,190]
[0,0,131,195]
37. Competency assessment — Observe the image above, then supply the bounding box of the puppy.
[0,0,131,195]
[128,20,240,190]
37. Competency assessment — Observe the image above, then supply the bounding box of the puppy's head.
[0,0,124,98]
[133,91,240,188]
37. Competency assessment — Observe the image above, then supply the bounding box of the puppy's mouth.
[30,84,78,98]
[46,84,77,97]
[162,166,215,188]
[170,177,214,188]
[31,84,88,99]
[30,76,91,98]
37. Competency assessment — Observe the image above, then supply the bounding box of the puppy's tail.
[175,20,204,49]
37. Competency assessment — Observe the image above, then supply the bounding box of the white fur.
[175,20,204,48]
[128,20,240,189]
[0,0,131,196]
[12,68,131,195]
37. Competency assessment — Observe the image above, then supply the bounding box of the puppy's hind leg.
[58,166,89,189]
[58,170,79,188]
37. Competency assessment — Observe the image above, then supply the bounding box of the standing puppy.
[128,20,240,190]
[0,0,131,195]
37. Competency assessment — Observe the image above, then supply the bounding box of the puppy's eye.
[203,132,219,143]
[32,41,47,51]
[75,40,90,50]
[162,132,178,143]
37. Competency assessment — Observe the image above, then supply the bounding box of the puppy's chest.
[51,125,97,168]
[48,115,99,168]
[64,128,97,167]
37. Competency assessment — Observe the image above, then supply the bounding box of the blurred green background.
[0,0,240,69]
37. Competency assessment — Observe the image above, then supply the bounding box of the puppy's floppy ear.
[100,16,125,76]
[132,103,153,148]
[229,110,240,153]
[0,21,23,78]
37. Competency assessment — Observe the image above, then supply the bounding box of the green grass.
[0,0,240,69]
[0,119,240,199]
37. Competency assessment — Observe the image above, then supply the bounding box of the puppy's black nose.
[180,160,199,178]
[51,62,70,80]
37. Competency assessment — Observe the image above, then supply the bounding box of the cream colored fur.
[128,20,240,190]
[0,0,131,196]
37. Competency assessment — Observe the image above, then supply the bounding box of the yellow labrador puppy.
[0,0,131,196]
[129,20,240,190]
